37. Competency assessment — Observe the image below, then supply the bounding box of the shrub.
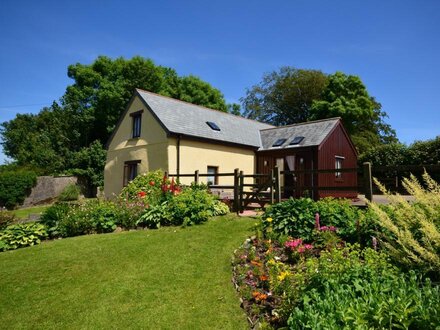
[167,186,216,226]
[58,184,81,201]
[0,223,48,251]
[0,170,37,209]
[39,203,71,237]
[58,200,118,237]
[119,170,172,206]
[288,261,440,329]
[369,172,440,275]
[212,200,230,216]
[137,202,170,228]
[0,209,15,230]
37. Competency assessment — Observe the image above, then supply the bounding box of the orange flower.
[251,260,262,267]
[259,275,268,281]
[252,291,260,298]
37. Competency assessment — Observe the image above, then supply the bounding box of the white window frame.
[335,156,345,179]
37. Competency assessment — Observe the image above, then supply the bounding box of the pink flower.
[320,226,337,232]
[297,246,306,253]
[303,244,313,250]
[285,239,303,249]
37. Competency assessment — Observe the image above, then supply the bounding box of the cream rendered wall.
[168,138,256,186]
[104,96,169,198]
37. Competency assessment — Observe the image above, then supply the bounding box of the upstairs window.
[206,121,221,131]
[123,160,141,186]
[335,156,344,179]
[290,136,305,145]
[130,110,143,138]
[272,138,287,147]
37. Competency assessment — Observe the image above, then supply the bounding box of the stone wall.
[22,176,78,207]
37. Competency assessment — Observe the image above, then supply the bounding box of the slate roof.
[258,118,340,151]
[136,89,274,148]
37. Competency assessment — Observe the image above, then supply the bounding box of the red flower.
[149,181,155,186]
[137,191,146,198]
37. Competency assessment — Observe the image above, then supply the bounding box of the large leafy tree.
[1,56,228,187]
[311,72,397,153]
[241,67,328,125]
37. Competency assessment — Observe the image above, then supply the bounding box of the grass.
[0,214,254,329]
[12,205,50,219]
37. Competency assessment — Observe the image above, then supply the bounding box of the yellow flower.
[267,259,276,266]
[277,271,290,281]
[266,217,273,223]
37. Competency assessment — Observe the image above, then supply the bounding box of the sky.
[0,0,439,164]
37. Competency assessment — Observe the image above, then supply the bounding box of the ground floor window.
[123,160,141,186]
[207,166,218,186]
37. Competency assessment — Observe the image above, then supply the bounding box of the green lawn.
[0,215,253,329]
[12,205,50,219]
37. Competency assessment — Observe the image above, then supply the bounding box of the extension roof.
[259,118,341,151]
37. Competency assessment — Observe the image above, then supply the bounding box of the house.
[104,89,358,199]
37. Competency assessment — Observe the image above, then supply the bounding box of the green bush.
[287,247,440,329]
[263,198,362,242]
[58,200,118,237]
[137,202,170,228]
[0,223,48,251]
[0,210,15,230]
[212,200,230,216]
[119,170,171,206]
[58,184,80,201]
[0,170,37,209]
[167,187,216,226]
[39,203,71,237]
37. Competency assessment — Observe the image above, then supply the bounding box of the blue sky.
[1,0,439,164]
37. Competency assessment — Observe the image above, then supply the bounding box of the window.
[206,121,221,131]
[130,110,143,138]
[272,138,287,147]
[335,156,344,179]
[123,160,141,186]
[290,136,305,145]
[207,166,218,186]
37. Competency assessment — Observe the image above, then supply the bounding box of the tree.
[241,67,327,125]
[1,56,228,188]
[310,72,397,152]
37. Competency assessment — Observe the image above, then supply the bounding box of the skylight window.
[272,138,287,147]
[290,136,305,145]
[206,121,221,131]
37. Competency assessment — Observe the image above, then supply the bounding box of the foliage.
[39,203,71,237]
[119,169,171,205]
[0,170,37,209]
[287,249,440,329]
[263,197,361,242]
[241,67,327,125]
[167,186,216,226]
[212,200,230,216]
[369,172,440,275]
[66,140,107,188]
[0,210,15,230]
[359,142,410,167]
[136,202,170,229]
[58,200,118,237]
[0,223,48,251]
[1,56,227,180]
[58,184,81,201]
[311,71,397,154]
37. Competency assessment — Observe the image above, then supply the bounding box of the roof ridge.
[259,117,341,131]
[136,88,274,127]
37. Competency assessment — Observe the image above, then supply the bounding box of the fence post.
[363,162,373,202]
[194,170,199,184]
[164,171,168,179]
[238,171,244,213]
[270,168,275,204]
[274,166,281,203]
[233,168,239,213]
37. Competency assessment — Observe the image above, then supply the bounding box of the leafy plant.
[167,186,215,226]
[39,202,71,237]
[137,202,170,228]
[212,200,230,216]
[369,172,440,275]
[58,184,81,201]
[0,223,48,251]
[0,170,37,209]
[0,209,15,230]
